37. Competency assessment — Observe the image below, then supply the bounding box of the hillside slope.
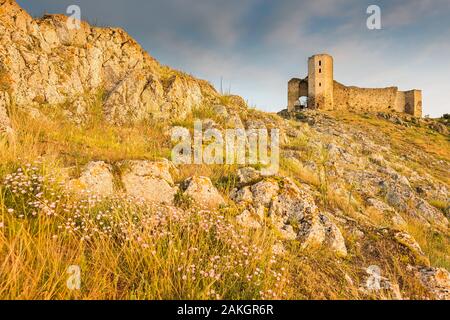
[0,0,449,300]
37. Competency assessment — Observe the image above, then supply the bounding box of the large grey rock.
[69,161,115,196]
[232,176,347,256]
[410,266,450,300]
[298,214,348,257]
[269,178,318,227]
[231,186,253,204]
[320,214,348,257]
[181,176,225,209]
[120,160,177,205]
[250,179,279,207]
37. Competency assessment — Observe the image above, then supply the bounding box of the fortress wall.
[404,90,422,117]
[299,80,308,97]
[395,91,406,113]
[288,79,301,112]
[333,81,399,113]
[288,78,308,111]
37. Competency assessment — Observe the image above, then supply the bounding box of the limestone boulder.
[278,224,297,240]
[212,104,228,118]
[237,167,261,185]
[381,180,448,228]
[226,113,245,129]
[104,72,164,124]
[231,175,347,256]
[69,161,115,196]
[410,266,450,300]
[319,214,348,257]
[250,179,280,207]
[119,160,177,205]
[369,153,386,166]
[394,231,430,266]
[429,122,448,135]
[231,186,253,204]
[163,75,204,119]
[181,176,225,209]
[269,178,318,227]
[414,198,449,228]
[236,209,262,229]
[298,214,348,257]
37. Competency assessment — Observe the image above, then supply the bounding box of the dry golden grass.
[0,107,447,300]
[280,158,320,188]
[0,159,422,300]
[329,111,450,185]
[1,106,171,171]
[406,220,450,271]
[0,163,291,300]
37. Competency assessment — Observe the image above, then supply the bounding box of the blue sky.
[17,0,450,117]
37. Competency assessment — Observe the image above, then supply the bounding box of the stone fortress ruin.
[288,54,423,117]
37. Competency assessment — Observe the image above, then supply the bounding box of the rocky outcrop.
[67,161,229,208]
[409,266,450,300]
[237,167,262,185]
[0,0,219,125]
[394,231,430,266]
[68,160,178,205]
[232,173,348,256]
[298,213,348,257]
[236,209,263,229]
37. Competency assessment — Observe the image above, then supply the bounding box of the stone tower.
[308,54,334,110]
[404,90,423,117]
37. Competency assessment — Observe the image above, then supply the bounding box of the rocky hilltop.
[0,0,220,133]
[0,0,449,300]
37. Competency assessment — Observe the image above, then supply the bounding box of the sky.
[17,0,450,117]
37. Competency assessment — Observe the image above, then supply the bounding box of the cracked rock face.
[232,175,348,256]
[0,0,218,125]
